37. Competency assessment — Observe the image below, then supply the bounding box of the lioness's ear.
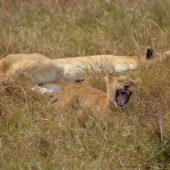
[146,48,155,59]
[133,78,142,86]
[104,74,115,83]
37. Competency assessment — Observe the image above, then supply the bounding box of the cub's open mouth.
[115,89,132,107]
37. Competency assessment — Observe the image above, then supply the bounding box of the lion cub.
[52,75,141,113]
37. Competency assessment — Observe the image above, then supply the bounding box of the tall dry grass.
[0,0,170,169]
[0,0,170,58]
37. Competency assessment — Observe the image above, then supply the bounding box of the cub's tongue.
[117,93,127,106]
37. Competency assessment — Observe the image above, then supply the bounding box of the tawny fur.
[0,48,168,84]
[53,48,168,82]
[0,53,70,85]
[51,75,141,114]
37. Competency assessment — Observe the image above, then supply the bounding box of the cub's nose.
[124,85,130,89]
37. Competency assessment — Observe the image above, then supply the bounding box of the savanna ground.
[0,0,170,169]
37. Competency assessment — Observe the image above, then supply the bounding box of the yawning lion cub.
[52,75,141,113]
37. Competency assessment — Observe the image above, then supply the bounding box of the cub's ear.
[146,48,155,59]
[133,78,142,86]
[104,74,115,83]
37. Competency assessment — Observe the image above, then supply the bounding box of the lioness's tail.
[146,48,155,59]
[146,48,164,60]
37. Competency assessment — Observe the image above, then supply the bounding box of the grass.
[0,0,170,169]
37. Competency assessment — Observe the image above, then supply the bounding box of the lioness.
[0,53,70,85]
[53,48,165,82]
[0,48,167,85]
[51,75,141,113]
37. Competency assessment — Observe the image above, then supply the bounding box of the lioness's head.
[105,75,141,108]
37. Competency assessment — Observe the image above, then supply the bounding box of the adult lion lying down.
[0,48,168,85]
[54,48,168,82]
[0,53,71,85]
[51,75,141,113]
